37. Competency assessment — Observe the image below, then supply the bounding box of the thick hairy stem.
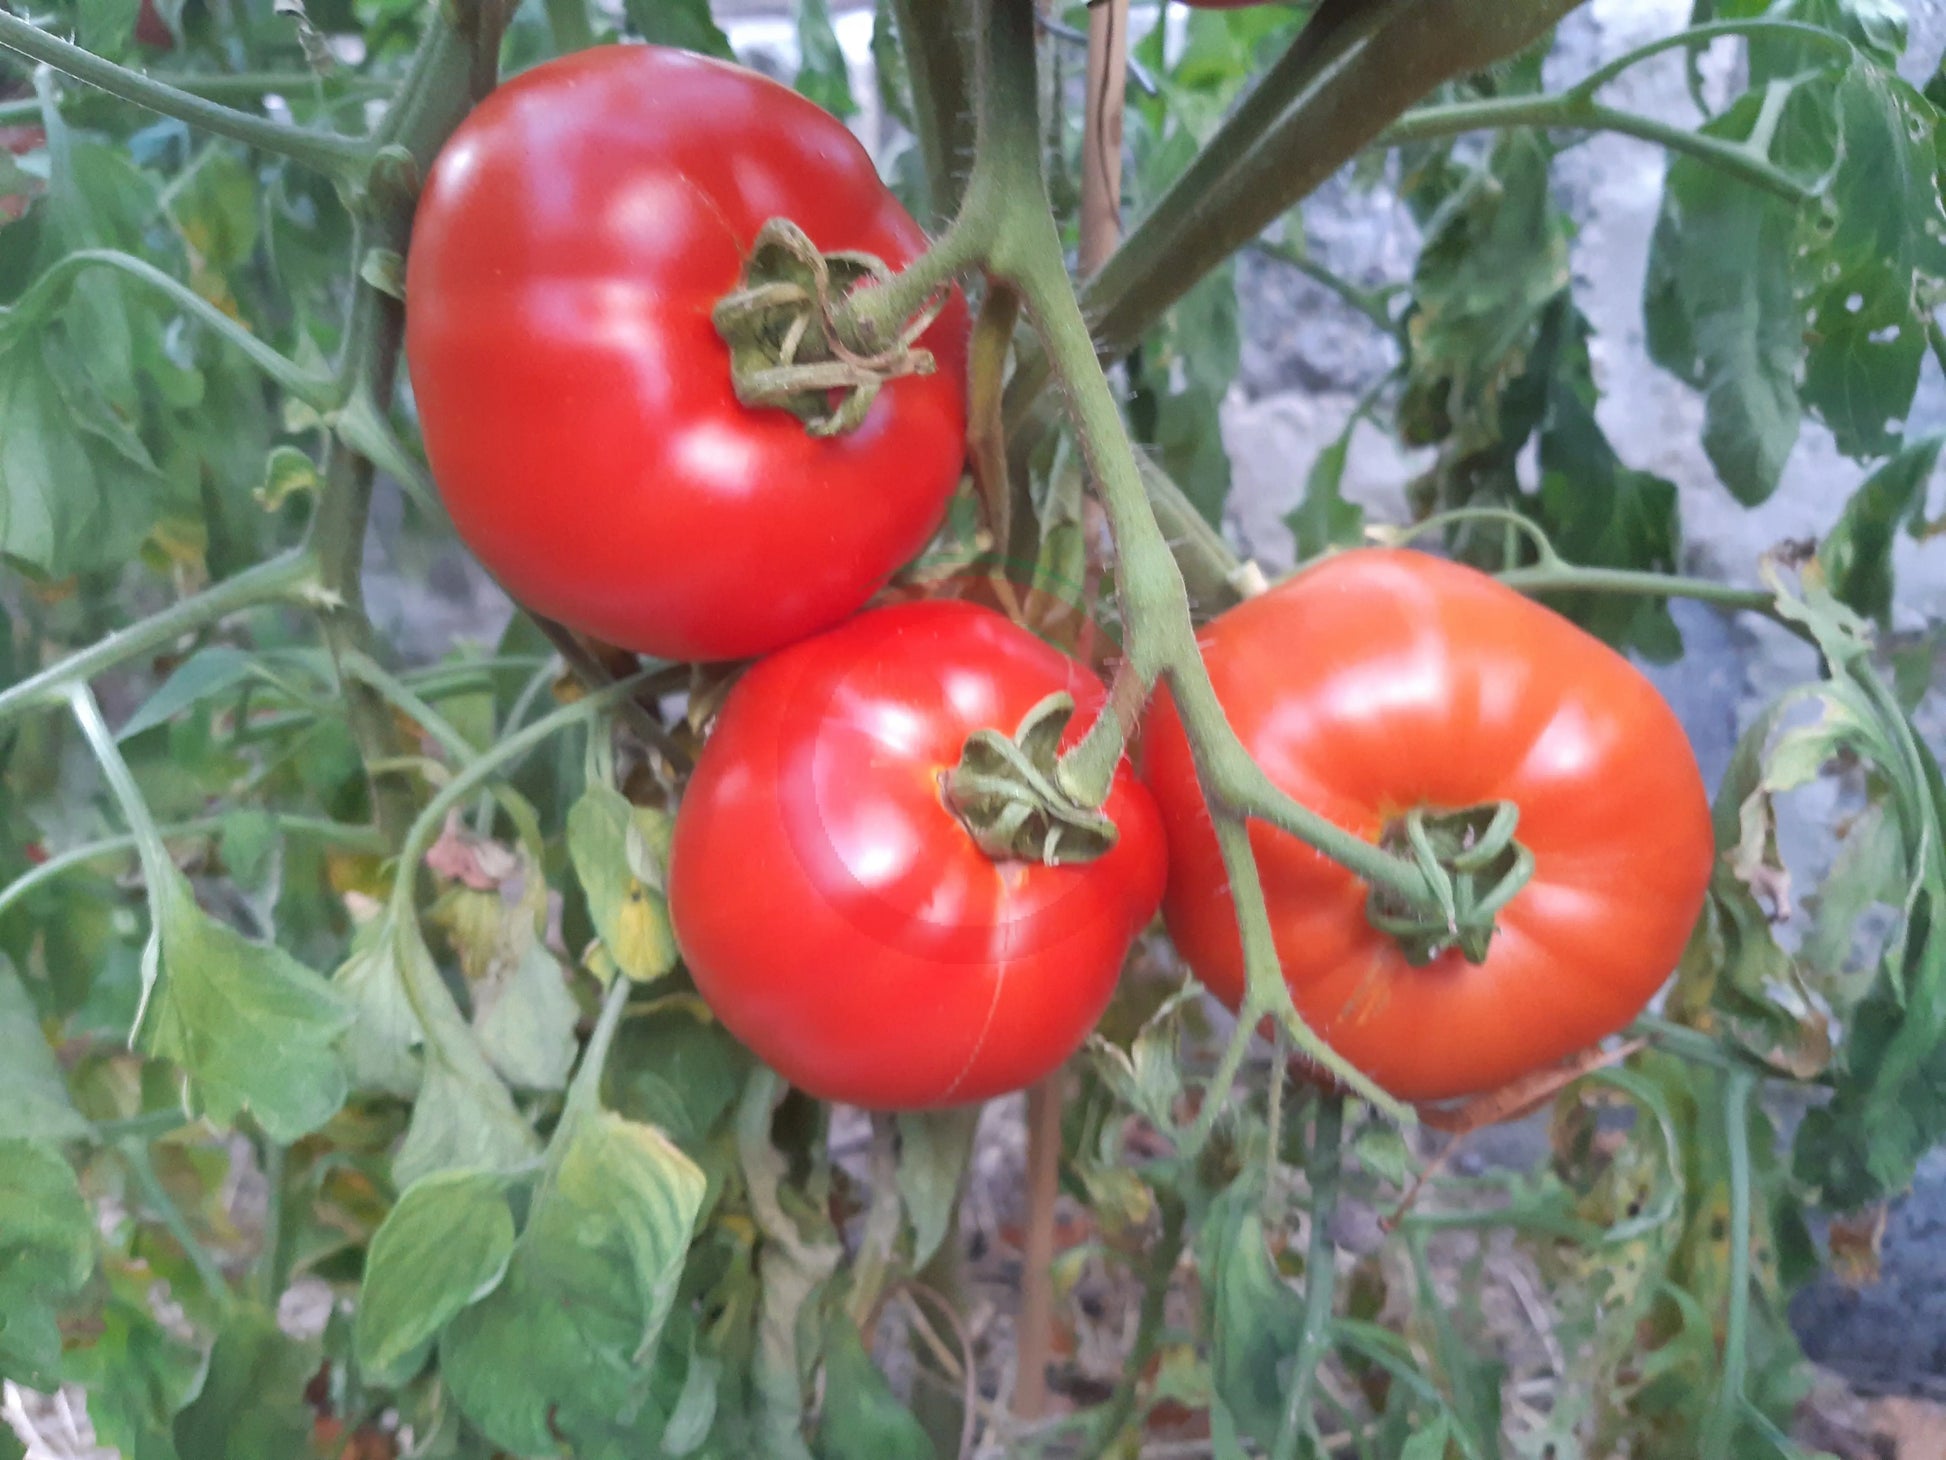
[0,549,319,724]
[0,10,368,182]
[307,11,499,842]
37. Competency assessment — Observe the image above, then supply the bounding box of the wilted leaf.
[473,939,578,1091]
[1199,1187,1305,1447]
[1821,434,1945,624]
[331,910,424,1098]
[568,785,677,984]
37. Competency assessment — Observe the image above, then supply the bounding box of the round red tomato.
[405,46,968,664]
[1141,549,1713,1103]
[669,600,1166,1109]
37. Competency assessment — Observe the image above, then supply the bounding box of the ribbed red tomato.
[669,600,1166,1109]
[1142,549,1714,1103]
[405,46,968,663]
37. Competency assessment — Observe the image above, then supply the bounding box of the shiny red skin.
[404,46,969,663]
[669,600,1167,1110]
[1141,549,1714,1103]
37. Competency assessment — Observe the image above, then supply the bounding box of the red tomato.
[1141,549,1713,1103]
[405,46,968,663]
[0,126,43,225]
[669,600,1166,1109]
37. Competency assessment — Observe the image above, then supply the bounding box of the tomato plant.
[671,599,1165,1108]
[3,0,1945,1457]
[406,44,970,663]
[1142,548,1714,1102]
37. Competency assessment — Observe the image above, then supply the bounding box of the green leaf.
[895,1107,976,1269]
[331,912,424,1099]
[0,955,89,1141]
[171,1306,317,1460]
[623,0,733,56]
[117,646,259,741]
[1821,434,1944,623]
[441,1109,707,1456]
[1644,93,1804,503]
[1400,1416,1455,1460]
[567,785,678,984]
[1284,408,1366,561]
[0,1138,93,1387]
[473,939,578,1091]
[141,867,350,1141]
[356,1168,516,1386]
[1199,1188,1304,1448]
[794,0,856,119]
[256,445,321,511]
[815,1314,935,1460]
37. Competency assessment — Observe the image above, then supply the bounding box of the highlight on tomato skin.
[1140,547,1717,1105]
[403,44,970,666]
[667,599,1167,1112]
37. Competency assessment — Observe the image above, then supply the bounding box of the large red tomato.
[405,46,968,663]
[669,600,1166,1109]
[1142,549,1713,1103]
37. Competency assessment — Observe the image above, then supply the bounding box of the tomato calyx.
[1364,801,1534,966]
[712,218,946,437]
[943,692,1120,866]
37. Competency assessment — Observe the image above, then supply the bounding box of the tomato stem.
[1271,1091,1344,1460]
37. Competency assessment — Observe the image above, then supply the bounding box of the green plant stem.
[342,652,480,766]
[0,12,368,183]
[0,71,384,124]
[89,1110,196,1143]
[306,8,495,844]
[256,1136,288,1305]
[1272,1093,1344,1460]
[886,0,974,225]
[1382,93,1812,202]
[5,250,337,405]
[1497,563,1778,612]
[0,814,383,922]
[0,549,320,725]
[121,1139,234,1306]
[388,672,655,912]
[1250,238,1403,336]
[67,687,173,893]
[1702,1068,1756,1459]
[1079,1190,1186,1458]
[1629,1014,1760,1075]
[960,0,1415,1121]
[561,974,632,1126]
[1574,17,1856,95]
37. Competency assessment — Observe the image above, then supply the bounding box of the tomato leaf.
[1283,405,1365,562]
[116,645,260,741]
[895,1107,976,1269]
[0,1138,93,1388]
[567,784,678,985]
[171,1305,318,1460]
[440,1109,707,1456]
[1198,1188,1305,1448]
[331,910,425,1099]
[623,0,732,57]
[0,955,89,1142]
[355,1167,516,1386]
[794,0,856,121]
[140,866,351,1142]
[815,1313,934,1460]
[472,939,578,1092]
[1820,433,1945,625]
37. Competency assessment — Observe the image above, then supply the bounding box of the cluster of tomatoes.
[406,45,1716,1115]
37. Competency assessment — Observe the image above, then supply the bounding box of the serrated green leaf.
[895,1107,975,1269]
[1821,434,1944,623]
[0,1138,93,1387]
[441,1109,706,1455]
[118,646,259,741]
[568,785,678,984]
[0,955,89,1142]
[623,0,732,56]
[815,1314,934,1460]
[355,1168,516,1385]
[141,867,350,1141]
